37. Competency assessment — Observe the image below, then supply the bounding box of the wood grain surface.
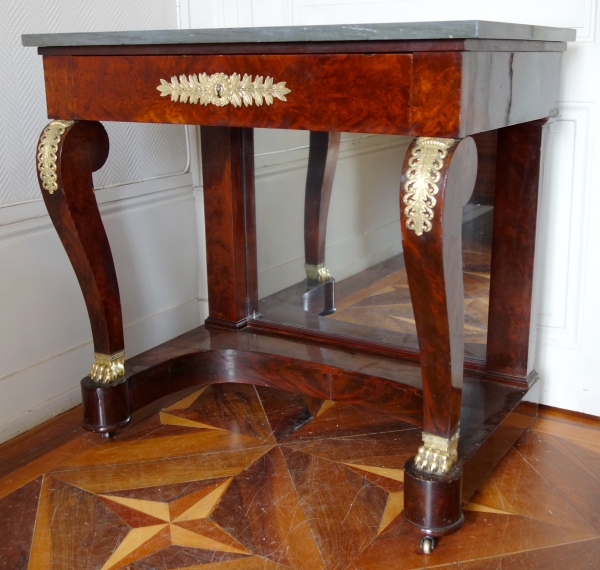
[304,131,340,271]
[1,376,597,569]
[201,126,256,329]
[486,120,546,378]
[37,120,124,356]
[400,137,477,438]
[46,54,412,134]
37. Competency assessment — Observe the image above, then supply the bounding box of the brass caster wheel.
[102,431,116,439]
[420,536,435,554]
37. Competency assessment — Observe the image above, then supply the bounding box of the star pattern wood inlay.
[2,379,600,569]
[98,478,251,570]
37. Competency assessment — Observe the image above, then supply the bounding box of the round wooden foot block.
[81,376,131,435]
[402,457,464,537]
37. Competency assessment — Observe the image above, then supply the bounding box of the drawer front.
[44,53,412,135]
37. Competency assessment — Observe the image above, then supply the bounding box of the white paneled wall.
[0,0,204,443]
[537,24,600,414]
[255,135,409,299]
[190,0,600,416]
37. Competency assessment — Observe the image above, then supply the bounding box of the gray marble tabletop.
[22,20,576,48]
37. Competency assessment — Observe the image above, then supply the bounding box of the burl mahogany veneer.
[23,20,574,552]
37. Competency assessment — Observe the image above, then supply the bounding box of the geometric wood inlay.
[100,495,171,521]
[99,478,249,568]
[159,411,225,430]
[316,400,335,417]
[12,379,600,570]
[100,524,168,570]
[378,492,404,535]
[344,464,404,482]
[164,387,207,411]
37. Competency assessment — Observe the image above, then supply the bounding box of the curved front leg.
[400,137,477,537]
[37,120,128,432]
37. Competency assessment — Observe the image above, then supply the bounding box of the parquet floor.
[328,254,490,347]
[1,383,600,569]
[328,212,493,350]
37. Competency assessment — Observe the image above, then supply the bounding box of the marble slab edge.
[22,20,576,48]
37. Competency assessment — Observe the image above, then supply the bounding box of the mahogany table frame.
[25,24,572,548]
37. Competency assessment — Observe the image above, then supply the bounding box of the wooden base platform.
[81,325,536,506]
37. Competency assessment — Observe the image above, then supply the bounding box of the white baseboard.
[255,136,408,298]
[0,345,89,445]
[257,220,403,299]
[0,296,204,445]
[0,172,194,230]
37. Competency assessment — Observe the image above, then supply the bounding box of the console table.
[23,20,574,552]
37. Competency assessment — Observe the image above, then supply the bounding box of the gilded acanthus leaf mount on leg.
[403,137,455,236]
[37,119,75,194]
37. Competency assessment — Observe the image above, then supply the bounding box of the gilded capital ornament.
[157,72,290,108]
[305,263,331,283]
[37,120,75,194]
[415,430,459,475]
[89,350,126,384]
[403,137,455,236]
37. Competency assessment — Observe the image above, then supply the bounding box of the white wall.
[189,0,600,417]
[254,134,409,299]
[0,0,205,443]
[535,11,600,415]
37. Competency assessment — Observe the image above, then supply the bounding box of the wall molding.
[0,173,194,244]
[257,219,402,299]
[255,134,409,177]
[575,0,597,43]
[536,101,593,349]
[0,133,401,236]
[0,378,83,446]
[193,187,209,309]
[292,0,593,41]
[255,136,409,298]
